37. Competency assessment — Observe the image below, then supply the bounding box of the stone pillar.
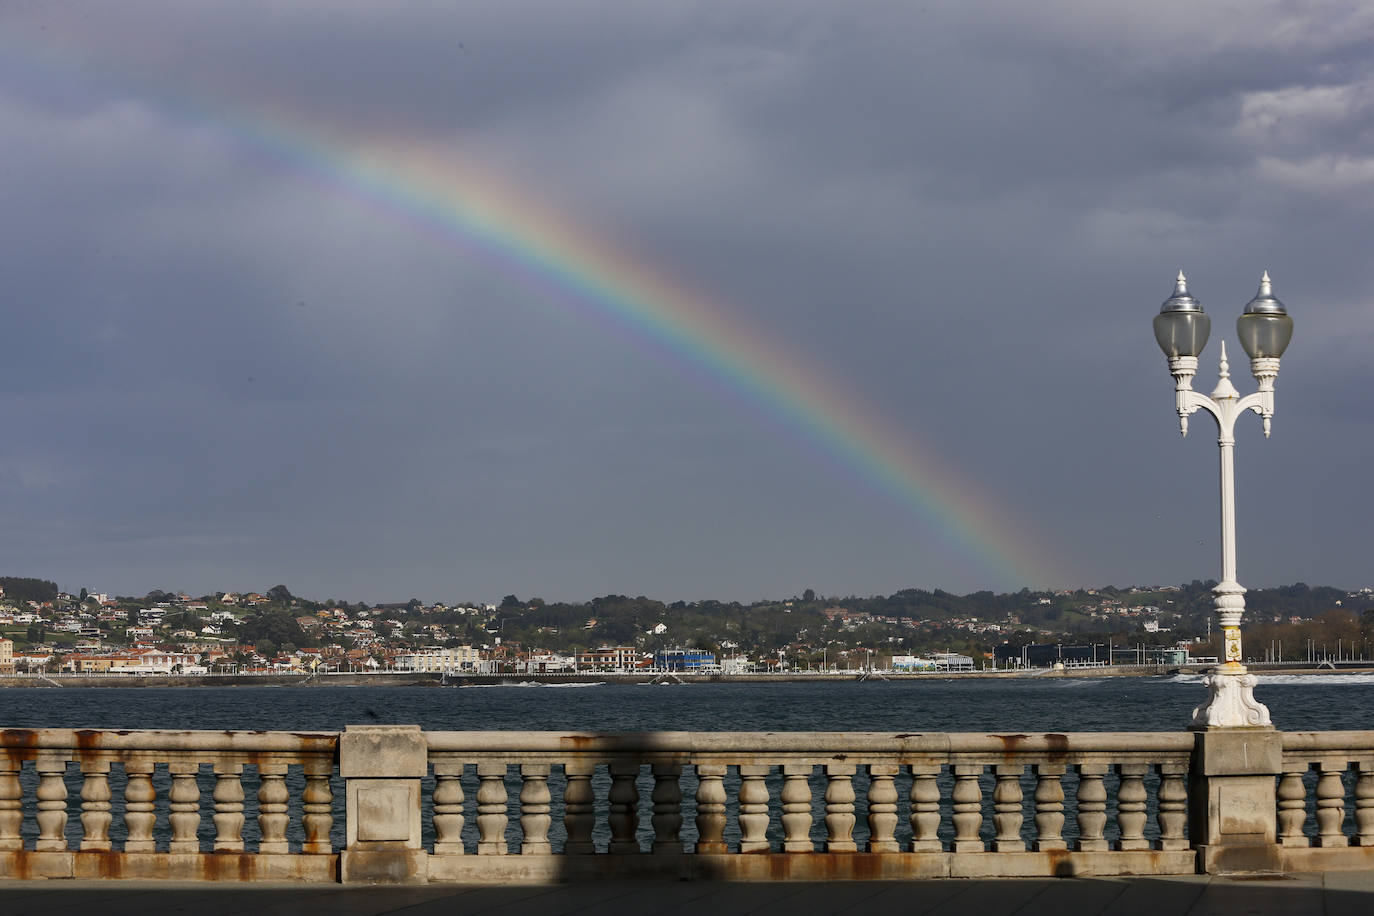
[340,724,428,884]
[1190,727,1283,874]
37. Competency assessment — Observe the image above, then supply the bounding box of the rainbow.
[8,32,1067,588]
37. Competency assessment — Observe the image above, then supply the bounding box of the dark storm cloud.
[0,1,1370,601]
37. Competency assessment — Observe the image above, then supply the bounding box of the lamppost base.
[1189,665,1272,729]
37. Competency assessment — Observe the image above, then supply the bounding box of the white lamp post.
[1153,271,1293,729]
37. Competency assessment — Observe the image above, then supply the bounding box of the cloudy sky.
[1,1,1370,604]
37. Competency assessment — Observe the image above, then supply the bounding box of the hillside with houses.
[1,577,1372,677]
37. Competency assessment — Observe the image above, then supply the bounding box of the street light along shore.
[1153,271,1293,729]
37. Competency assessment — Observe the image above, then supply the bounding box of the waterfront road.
[0,873,1369,915]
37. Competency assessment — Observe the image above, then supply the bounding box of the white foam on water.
[1253,673,1374,687]
[1165,672,1374,687]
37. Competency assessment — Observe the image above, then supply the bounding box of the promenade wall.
[4,662,1367,689]
[2,724,1373,883]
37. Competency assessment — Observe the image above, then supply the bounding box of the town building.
[653,647,716,671]
[930,651,976,671]
[575,646,642,671]
[891,654,937,671]
[392,645,483,673]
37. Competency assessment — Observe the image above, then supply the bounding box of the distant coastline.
[3,663,1372,688]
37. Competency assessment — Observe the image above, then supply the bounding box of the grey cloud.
[0,1,1370,600]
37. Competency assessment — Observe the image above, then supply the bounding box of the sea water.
[2,673,1372,732]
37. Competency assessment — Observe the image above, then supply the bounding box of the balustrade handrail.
[0,726,337,763]
[425,729,1194,763]
[1281,730,1374,756]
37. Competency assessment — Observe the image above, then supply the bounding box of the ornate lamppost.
[1153,271,1293,728]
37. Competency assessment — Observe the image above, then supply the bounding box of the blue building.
[653,647,717,671]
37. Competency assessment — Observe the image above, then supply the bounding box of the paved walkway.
[0,873,1371,916]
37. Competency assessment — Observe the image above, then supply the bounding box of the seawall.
[3,662,1369,688]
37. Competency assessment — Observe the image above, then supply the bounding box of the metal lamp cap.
[1160,270,1204,313]
[1243,271,1287,315]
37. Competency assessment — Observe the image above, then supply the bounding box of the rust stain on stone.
[1,728,38,765]
[73,729,103,762]
[850,853,882,880]
[92,849,124,879]
[995,734,1029,763]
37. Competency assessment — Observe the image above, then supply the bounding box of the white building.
[930,651,975,671]
[393,646,483,673]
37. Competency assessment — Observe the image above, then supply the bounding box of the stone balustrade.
[1271,730,1374,872]
[0,727,338,880]
[3,724,1374,883]
[412,729,1196,882]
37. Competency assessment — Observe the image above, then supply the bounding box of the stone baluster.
[1115,763,1149,851]
[823,763,856,852]
[867,764,900,853]
[992,764,1025,852]
[122,763,157,853]
[1074,764,1108,851]
[212,763,245,852]
[1155,762,1189,851]
[738,764,772,852]
[608,760,641,854]
[781,764,814,853]
[1314,762,1349,848]
[0,760,21,852]
[519,764,552,855]
[1355,762,1374,846]
[168,762,202,853]
[909,764,943,852]
[301,764,334,854]
[79,760,113,851]
[35,758,69,851]
[1032,764,1065,851]
[1276,767,1308,847]
[432,763,466,855]
[950,764,984,853]
[476,762,509,855]
[651,763,683,854]
[563,762,596,854]
[694,764,728,854]
[256,764,290,855]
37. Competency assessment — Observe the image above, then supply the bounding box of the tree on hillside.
[266,584,294,605]
[240,608,311,648]
[0,577,59,604]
